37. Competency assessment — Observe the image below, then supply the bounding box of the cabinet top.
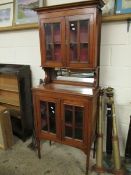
[34,0,104,13]
[33,83,99,97]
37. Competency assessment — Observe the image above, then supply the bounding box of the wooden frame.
[0,3,14,27]
[14,0,40,25]
[102,13,131,22]
[0,0,45,31]
[116,0,131,14]
[0,0,13,5]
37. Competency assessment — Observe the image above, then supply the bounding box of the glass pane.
[80,43,88,62]
[44,23,52,44]
[53,23,61,43]
[70,21,77,43]
[44,23,53,61]
[40,101,48,131]
[46,44,53,60]
[70,44,77,61]
[75,107,83,128]
[48,102,56,133]
[80,20,88,43]
[65,126,73,138]
[54,44,61,61]
[75,128,83,140]
[44,22,62,62]
[65,105,73,125]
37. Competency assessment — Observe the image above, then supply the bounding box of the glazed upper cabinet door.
[40,17,66,67]
[66,14,94,69]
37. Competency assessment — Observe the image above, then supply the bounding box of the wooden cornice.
[34,0,104,13]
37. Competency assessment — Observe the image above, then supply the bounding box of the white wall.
[46,0,86,6]
[100,22,131,155]
[0,3,131,156]
[0,30,44,86]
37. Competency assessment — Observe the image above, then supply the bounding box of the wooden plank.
[0,108,14,149]
[0,90,20,106]
[0,104,21,119]
[0,75,19,92]
[0,106,6,112]
[0,104,20,111]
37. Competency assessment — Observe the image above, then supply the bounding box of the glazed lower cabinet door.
[34,95,90,150]
[35,96,61,142]
[61,99,89,150]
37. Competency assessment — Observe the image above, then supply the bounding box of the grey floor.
[0,137,130,175]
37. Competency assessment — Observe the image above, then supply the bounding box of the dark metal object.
[127,18,131,32]
[106,87,125,175]
[106,103,113,155]
[125,116,131,162]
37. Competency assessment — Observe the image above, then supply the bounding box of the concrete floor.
[0,137,130,175]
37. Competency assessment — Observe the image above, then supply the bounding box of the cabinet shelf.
[47,43,61,44]
[0,87,19,93]
[0,103,20,111]
[0,99,20,107]
[65,123,82,129]
[65,123,72,127]
[54,43,61,45]
[70,42,88,44]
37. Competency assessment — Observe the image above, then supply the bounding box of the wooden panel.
[0,75,19,92]
[0,107,14,149]
[0,90,20,106]
[0,104,20,111]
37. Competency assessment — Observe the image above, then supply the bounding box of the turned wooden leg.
[49,140,52,146]
[93,138,96,159]
[86,151,90,175]
[37,138,41,159]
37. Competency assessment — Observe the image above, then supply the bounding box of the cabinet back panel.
[0,90,20,107]
[0,75,19,92]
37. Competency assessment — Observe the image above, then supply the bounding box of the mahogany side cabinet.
[33,0,104,173]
